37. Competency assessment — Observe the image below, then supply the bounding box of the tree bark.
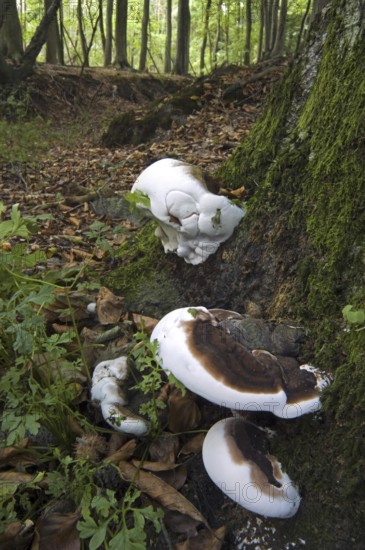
[272,0,288,57]
[139,0,150,71]
[98,0,106,51]
[45,0,60,64]
[104,0,113,66]
[164,0,172,73]
[115,0,129,68]
[257,0,264,62]
[174,0,190,75]
[77,0,88,66]
[0,0,23,62]
[244,0,252,65]
[200,0,212,75]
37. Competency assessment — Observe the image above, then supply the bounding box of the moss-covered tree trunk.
[105,0,365,544]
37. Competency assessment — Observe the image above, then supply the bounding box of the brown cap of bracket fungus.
[151,307,330,419]
[202,417,301,518]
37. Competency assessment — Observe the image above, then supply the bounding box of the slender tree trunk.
[0,0,62,82]
[244,0,252,65]
[104,0,113,66]
[58,1,64,65]
[45,0,59,63]
[0,0,23,62]
[212,0,222,69]
[270,0,279,51]
[174,0,190,75]
[200,0,212,75]
[99,0,106,51]
[257,0,264,62]
[272,0,288,57]
[115,0,129,68]
[263,0,272,58]
[77,0,88,66]
[164,0,172,73]
[296,0,312,54]
[139,0,150,70]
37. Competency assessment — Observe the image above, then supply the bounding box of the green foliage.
[125,190,151,211]
[342,304,365,328]
[84,220,128,256]
[0,204,91,447]
[129,327,186,436]
[45,452,163,550]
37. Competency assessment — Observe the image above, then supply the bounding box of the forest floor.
[0,61,322,550]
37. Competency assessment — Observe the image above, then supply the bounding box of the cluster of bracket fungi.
[91,160,331,519]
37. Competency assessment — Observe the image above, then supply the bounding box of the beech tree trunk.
[200,0,212,75]
[0,0,23,62]
[0,0,61,83]
[164,0,172,73]
[115,0,129,68]
[45,0,60,64]
[244,0,252,65]
[104,0,113,66]
[139,0,150,70]
[272,0,287,57]
[174,0,190,75]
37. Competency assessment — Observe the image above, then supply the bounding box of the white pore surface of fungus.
[202,417,301,518]
[91,357,149,436]
[151,307,330,419]
[131,158,245,265]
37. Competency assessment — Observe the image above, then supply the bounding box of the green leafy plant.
[342,304,365,330]
[129,328,186,436]
[124,190,151,211]
[84,220,127,256]
[45,452,163,550]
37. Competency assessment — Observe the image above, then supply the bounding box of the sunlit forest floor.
[1,61,284,259]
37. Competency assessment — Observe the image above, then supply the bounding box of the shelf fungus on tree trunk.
[150,307,331,419]
[91,357,149,436]
[202,417,301,518]
[151,306,331,517]
[130,158,244,265]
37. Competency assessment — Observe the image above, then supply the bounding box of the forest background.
[1,0,315,79]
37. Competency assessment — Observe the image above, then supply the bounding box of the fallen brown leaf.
[148,433,180,465]
[176,525,226,550]
[168,389,202,433]
[32,511,80,550]
[96,286,125,325]
[179,433,206,456]
[119,462,206,525]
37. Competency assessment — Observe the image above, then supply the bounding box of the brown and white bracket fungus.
[150,307,330,419]
[202,417,301,519]
[91,357,149,436]
[131,158,245,265]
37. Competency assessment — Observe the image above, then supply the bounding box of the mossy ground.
[103,222,185,317]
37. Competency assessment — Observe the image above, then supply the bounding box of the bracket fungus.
[131,158,245,264]
[150,305,331,518]
[91,357,149,436]
[202,417,301,519]
[150,307,330,419]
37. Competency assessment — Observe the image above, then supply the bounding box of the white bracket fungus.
[202,417,301,519]
[151,306,332,517]
[131,158,245,265]
[150,307,330,419]
[89,305,330,519]
[91,357,149,437]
